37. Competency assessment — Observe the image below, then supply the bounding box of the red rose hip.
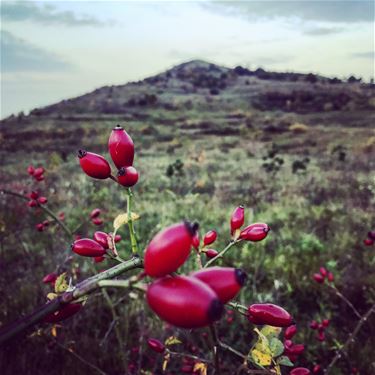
[108,125,134,168]
[230,205,245,234]
[313,273,325,283]
[144,222,197,277]
[146,275,223,328]
[147,338,165,353]
[240,223,270,242]
[72,238,106,257]
[117,166,139,187]
[44,303,82,323]
[191,267,247,303]
[290,368,311,375]
[205,249,218,259]
[78,150,111,179]
[203,230,217,246]
[93,231,110,249]
[285,324,297,339]
[247,303,293,327]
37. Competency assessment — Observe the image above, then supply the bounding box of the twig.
[209,325,221,374]
[126,188,139,255]
[0,257,143,345]
[325,303,375,374]
[328,284,361,319]
[99,319,117,347]
[204,240,240,268]
[55,340,107,375]
[168,350,212,364]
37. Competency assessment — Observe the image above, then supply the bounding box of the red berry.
[90,208,101,218]
[285,325,297,340]
[42,273,57,284]
[93,231,110,249]
[288,344,305,355]
[144,222,197,277]
[58,212,65,220]
[240,223,270,242]
[230,205,245,234]
[290,368,311,375]
[313,273,325,284]
[317,331,325,341]
[368,231,375,240]
[27,200,37,208]
[34,167,45,177]
[310,320,318,329]
[313,365,321,374]
[43,220,49,227]
[284,339,293,348]
[29,191,39,199]
[203,230,217,246]
[35,174,44,181]
[27,165,35,175]
[146,275,223,328]
[44,303,82,323]
[319,267,327,277]
[92,218,103,226]
[192,233,200,249]
[327,272,334,282]
[114,234,122,243]
[191,267,247,303]
[117,166,139,187]
[247,303,292,327]
[108,125,135,168]
[322,319,330,327]
[72,238,106,257]
[78,150,111,179]
[94,256,105,263]
[147,338,165,353]
[38,196,48,204]
[364,238,374,246]
[205,249,219,259]
[36,223,44,232]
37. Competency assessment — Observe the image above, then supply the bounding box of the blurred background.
[1,1,375,374]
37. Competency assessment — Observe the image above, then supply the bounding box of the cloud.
[2,1,106,26]
[303,27,344,35]
[351,51,374,59]
[205,1,374,23]
[1,30,72,72]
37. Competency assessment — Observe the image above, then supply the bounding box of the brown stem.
[328,285,361,319]
[0,257,143,345]
[325,303,375,374]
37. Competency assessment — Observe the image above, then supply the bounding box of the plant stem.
[168,349,212,364]
[204,240,240,268]
[0,257,143,345]
[325,303,375,374]
[126,188,139,255]
[209,325,221,374]
[328,284,361,319]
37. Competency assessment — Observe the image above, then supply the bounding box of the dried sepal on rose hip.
[77,150,111,179]
[240,223,270,242]
[191,267,247,303]
[144,221,198,277]
[117,166,139,187]
[108,125,135,169]
[146,275,223,328]
[72,238,106,257]
[247,303,293,327]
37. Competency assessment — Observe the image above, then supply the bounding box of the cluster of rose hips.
[310,318,330,342]
[283,325,305,363]
[27,190,48,208]
[312,267,334,284]
[90,208,104,226]
[363,230,375,246]
[78,124,139,187]
[72,230,122,263]
[27,165,45,181]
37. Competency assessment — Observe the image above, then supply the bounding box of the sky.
[1,0,374,118]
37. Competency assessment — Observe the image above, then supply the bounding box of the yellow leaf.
[251,349,272,366]
[260,325,282,339]
[113,212,140,231]
[51,325,58,337]
[164,336,182,346]
[193,362,207,375]
[253,328,271,355]
[47,293,58,301]
[54,273,68,294]
[162,353,170,372]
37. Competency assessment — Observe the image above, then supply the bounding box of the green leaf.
[260,325,281,339]
[270,338,284,357]
[277,356,294,367]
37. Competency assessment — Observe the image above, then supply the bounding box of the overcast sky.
[1,0,374,118]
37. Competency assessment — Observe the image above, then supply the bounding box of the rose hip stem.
[126,188,139,255]
[204,240,241,268]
